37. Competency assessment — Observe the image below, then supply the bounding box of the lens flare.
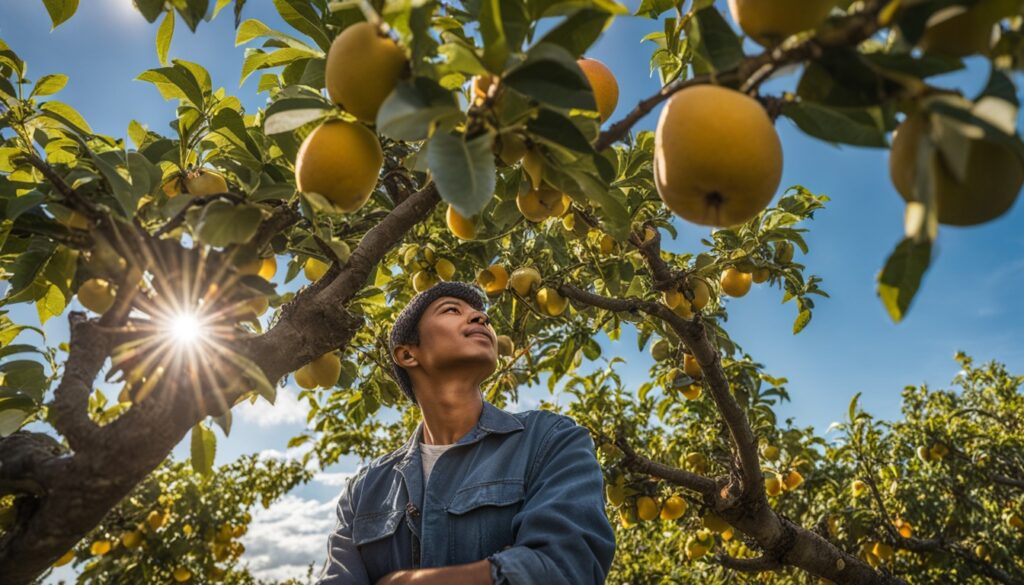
[170,312,203,344]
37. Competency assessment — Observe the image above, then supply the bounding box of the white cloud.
[240,494,337,581]
[313,471,355,487]
[236,385,310,428]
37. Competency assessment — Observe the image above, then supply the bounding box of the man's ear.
[393,344,418,368]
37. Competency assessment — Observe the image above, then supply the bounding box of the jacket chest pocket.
[445,480,524,564]
[353,509,407,581]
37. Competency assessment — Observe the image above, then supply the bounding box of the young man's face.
[394,296,498,390]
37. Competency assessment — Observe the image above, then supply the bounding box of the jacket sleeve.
[486,416,616,584]
[315,468,372,585]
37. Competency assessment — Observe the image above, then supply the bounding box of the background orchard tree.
[1,0,1023,584]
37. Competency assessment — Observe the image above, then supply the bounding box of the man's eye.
[446,306,458,312]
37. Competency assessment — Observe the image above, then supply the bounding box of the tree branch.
[593,0,888,151]
[598,429,717,495]
[152,192,248,238]
[16,151,100,218]
[713,553,783,572]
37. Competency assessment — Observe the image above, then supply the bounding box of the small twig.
[153,192,248,237]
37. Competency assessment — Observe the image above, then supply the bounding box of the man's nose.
[469,311,490,326]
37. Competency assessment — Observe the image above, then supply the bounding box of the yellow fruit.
[309,353,341,387]
[872,541,894,562]
[918,0,1010,58]
[765,475,783,496]
[185,169,228,196]
[727,0,837,46]
[752,267,771,283]
[722,527,734,541]
[688,278,711,310]
[536,287,568,317]
[598,233,615,255]
[890,111,1023,226]
[412,270,438,293]
[471,74,496,100]
[173,567,192,582]
[682,384,702,400]
[895,519,913,539]
[304,257,329,281]
[1007,512,1024,530]
[703,512,731,533]
[762,445,780,462]
[78,278,116,314]
[496,133,527,166]
[660,495,687,520]
[577,57,619,123]
[917,445,933,463]
[258,257,277,281]
[496,335,515,357]
[121,530,143,549]
[147,510,167,530]
[654,85,783,227]
[783,469,804,491]
[642,226,657,243]
[685,452,708,474]
[238,257,262,276]
[619,505,638,528]
[434,258,456,281]
[606,484,626,507]
[509,267,542,296]
[774,241,795,264]
[296,120,383,213]
[183,524,193,536]
[720,268,752,298]
[522,148,545,190]
[684,353,702,379]
[477,264,510,295]
[325,22,406,123]
[90,540,111,556]
[516,187,567,222]
[294,365,317,390]
[930,442,949,460]
[245,295,269,318]
[663,290,684,309]
[650,339,671,361]
[686,536,710,560]
[636,496,659,521]
[851,479,867,498]
[54,549,75,567]
[446,205,478,240]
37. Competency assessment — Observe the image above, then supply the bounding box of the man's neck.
[419,392,483,445]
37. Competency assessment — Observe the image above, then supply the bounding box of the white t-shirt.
[420,440,455,485]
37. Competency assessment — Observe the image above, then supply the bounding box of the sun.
[170,312,204,345]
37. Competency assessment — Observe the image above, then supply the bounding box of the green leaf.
[30,74,68,97]
[41,0,79,29]
[263,96,331,134]
[0,403,34,437]
[195,200,262,247]
[527,109,594,153]
[88,149,137,217]
[427,130,497,218]
[877,237,932,323]
[240,47,320,85]
[376,78,463,142]
[536,8,615,58]
[35,284,65,325]
[272,0,331,51]
[503,43,596,112]
[39,101,92,135]
[211,408,232,437]
[173,0,208,32]
[0,360,47,399]
[1,238,56,304]
[134,0,164,21]
[685,5,742,75]
[235,18,317,51]
[479,0,509,72]
[136,66,205,108]
[793,307,811,335]
[782,102,889,148]
[156,9,175,66]
[190,422,216,476]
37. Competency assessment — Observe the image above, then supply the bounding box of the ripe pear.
[655,85,783,227]
[496,335,515,357]
[536,287,568,317]
[577,57,619,123]
[326,22,407,123]
[517,187,568,222]
[890,111,1023,226]
[308,352,342,387]
[660,495,687,521]
[683,353,702,379]
[296,120,383,213]
[650,339,671,361]
[509,267,541,296]
[435,258,456,281]
[477,264,509,295]
[78,278,116,314]
[720,268,752,297]
[636,496,659,521]
[728,0,837,47]
[294,365,317,390]
[446,205,478,240]
[917,0,1013,58]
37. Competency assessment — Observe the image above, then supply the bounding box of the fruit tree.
[1,0,1023,583]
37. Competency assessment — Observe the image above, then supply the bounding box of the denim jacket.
[315,399,616,584]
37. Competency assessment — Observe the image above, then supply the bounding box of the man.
[315,281,615,584]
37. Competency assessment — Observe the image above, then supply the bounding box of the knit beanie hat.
[389,281,489,404]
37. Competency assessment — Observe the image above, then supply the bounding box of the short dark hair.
[388,281,489,404]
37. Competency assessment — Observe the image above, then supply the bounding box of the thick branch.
[603,430,717,495]
[714,553,782,572]
[17,152,100,218]
[48,314,110,453]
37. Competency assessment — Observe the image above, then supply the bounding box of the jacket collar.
[393,398,524,511]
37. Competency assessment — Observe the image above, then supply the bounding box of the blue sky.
[4,0,1024,581]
